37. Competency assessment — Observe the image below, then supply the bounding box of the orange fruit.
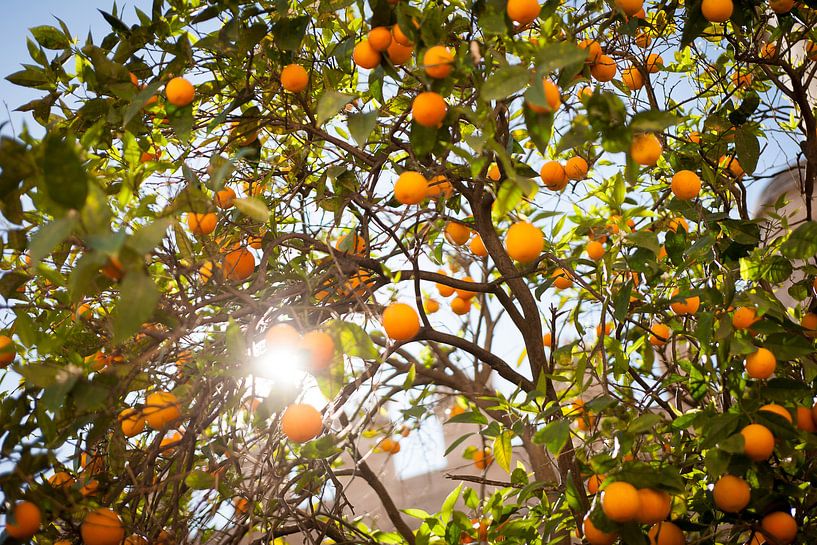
[506,0,541,25]
[423,46,454,79]
[579,39,602,63]
[436,270,456,297]
[645,53,663,73]
[741,423,774,461]
[100,256,124,281]
[394,171,429,204]
[622,66,644,90]
[48,471,76,489]
[745,348,776,379]
[631,133,662,166]
[712,474,750,513]
[487,163,501,181]
[732,306,758,329]
[586,240,605,261]
[129,72,139,86]
[719,155,744,177]
[426,175,453,198]
[368,27,392,51]
[383,303,421,341]
[732,71,752,88]
[596,322,614,337]
[635,30,652,48]
[542,332,553,348]
[577,86,593,101]
[335,233,366,254]
[423,298,440,314]
[386,41,413,65]
[615,0,644,16]
[159,430,183,454]
[119,408,145,437]
[582,516,617,545]
[649,323,671,346]
[701,0,734,22]
[670,289,700,315]
[302,331,335,372]
[590,55,617,82]
[637,488,672,524]
[379,437,401,454]
[445,222,471,245]
[760,512,797,545]
[769,0,795,12]
[587,474,605,494]
[601,481,640,522]
[5,501,42,540]
[412,92,448,128]
[470,235,488,257]
[795,406,816,432]
[760,403,791,424]
[353,40,381,69]
[392,25,413,46]
[800,312,817,337]
[552,268,573,289]
[540,161,568,190]
[143,391,181,430]
[647,521,684,545]
[214,187,236,209]
[473,448,493,469]
[671,170,702,200]
[222,248,255,281]
[265,323,301,347]
[187,212,217,236]
[280,64,309,92]
[281,403,323,443]
[81,508,125,545]
[165,77,195,107]
[565,156,588,180]
[198,261,215,284]
[450,296,472,315]
[528,79,561,113]
[505,222,544,263]
[0,335,16,367]
[233,497,250,514]
[455,277,477,300]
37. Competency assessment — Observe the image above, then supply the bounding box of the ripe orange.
[379,437,401,454]
[719,155,744,177]
[436,271,456,297]
[426,175,453,198]
[383,303,421,341]
[635,30,652,48]
[712,474,751,513]
[281,403,323,443]
[631,133,663,166]
[214,187,236,209]
[760,512,797,545]
[473,448,493,469]
[302,331,335,372]
[353,40,381,69]
[586,240,605,261]
[506,0,541,25]
[582,516,617,545]
[741,423,774,461]
[119,408,145,437]
[760,403,791,425]
[165,77,195,107]
[368,27,392,51]
[577,86,593,101]
[591,55,617,81]
[187,212,217,236]
[280,64,309,92]
[542,332,553,348]
[222,248,255,281]
[266,323,301,347]
[649,323,671,346]
[587,474,605,494]
[424,298,440,314]
[615,0,644,16]
[455,277,477,300]
[394,171,429,205]
[48,471,76,489]
[450,297,472,315]
[701,0,734,22]
[423,46,454,79]
[487,163,501,181]
[622,66,644,90]
[670,290,700,315]
[732,306,758,329]
[645,53,663,73]
[637,488,672,524]
[386,41,413,65]
[671,170,702,200]
[144,391,181,430]
[444,222,471,245]
[647,521,684,545]
[528,79,561,113]
[81,508,125,545]
[745,348,776,380]
[565,156,588,180]
[540,161,568,190]
[412,92,448,128]
[505,222,544,263]
[596,322,613,337]
[800,312,817,337]
[100,256,124,281]
[601,481,640,522]
[769,0,795,12]
[336,233,366,254]
[795,406,816,432]
[470,235,488,257]
[0,335,16,367]
[392,25,413,46]
[5,501,42,539]
[579,39,602,63]
[233,497,250,514]
[552,268,573,289]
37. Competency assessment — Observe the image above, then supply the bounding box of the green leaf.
[112,271,160,343]
[680,0,709,48]
[734,126,759,175]
[272,16,309,51]
[492,431,512,473]
[523,106,554,155]
[780,222,817,259]
[317,90,355,125]
[626,230,660,254]
[347,111,379,146]
[403,363,416,389]
[41,135,89,209]
[330,320,378,360]
[168,105,195,141]
[29,214,78,264]
[630,110,682,132]
[0,271,29,300]
[533,419,570,456]
[30,26,71,50]
[185,470,216,489]
[700,412,740,449]
[533,42,587,73]
[628,413,663,434]
[410,122,438,157]
[740,255,792,284]
[481,65,530,101]
[226,318,247,362]
[6,66,51,89]
[127,218,172,255]
[233,197,270,223]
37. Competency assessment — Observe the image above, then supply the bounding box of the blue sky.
[0,0,151,136]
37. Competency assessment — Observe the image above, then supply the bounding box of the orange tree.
[2,0,817,544]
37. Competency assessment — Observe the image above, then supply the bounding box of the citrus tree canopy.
[3,0,817,544]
